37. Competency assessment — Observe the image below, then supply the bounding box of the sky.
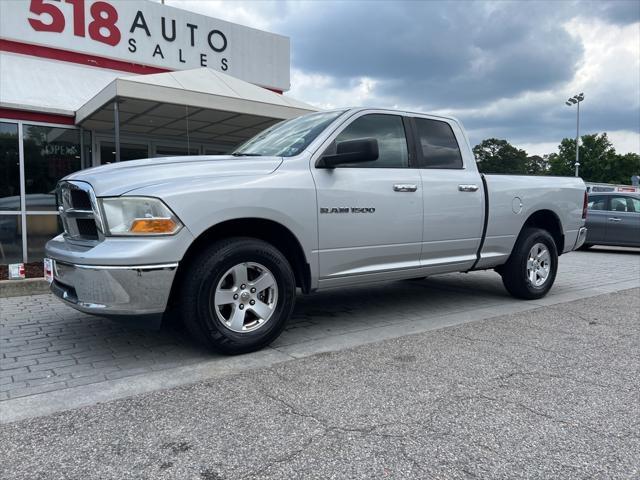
[162,0,639,156]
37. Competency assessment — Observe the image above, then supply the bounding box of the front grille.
[58,181,103,243]
[76,218,99,239]
[70,189,92,210]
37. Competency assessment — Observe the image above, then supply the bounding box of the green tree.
[547,133,639,184]
[606,152,640,185]
[473,138,529,174]
[474,133,639,183]
[547,151,572,177]
[525,155,549,175]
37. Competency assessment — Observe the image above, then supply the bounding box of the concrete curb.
[0,348,294,424]
[0,278,50,298]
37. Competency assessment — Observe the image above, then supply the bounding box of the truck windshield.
[232,110,346,157]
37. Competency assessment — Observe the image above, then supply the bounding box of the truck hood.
[64,155,283,196]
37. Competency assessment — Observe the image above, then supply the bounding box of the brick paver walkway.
[2,248,639,403]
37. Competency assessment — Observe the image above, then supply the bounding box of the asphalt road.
[1,288,638,480]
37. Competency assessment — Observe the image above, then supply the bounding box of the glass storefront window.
[0,122,20,211]
[26,214,62,263]
[23,125,87,211]
[204,148,228,155]
[100,142,149,164]
[155,145,199,157]
[0,215,23,264]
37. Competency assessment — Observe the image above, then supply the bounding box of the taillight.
[582,191,588,219]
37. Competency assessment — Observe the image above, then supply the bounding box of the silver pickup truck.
[46,108,588,354]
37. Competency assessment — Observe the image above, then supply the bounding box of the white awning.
[76,68,317,145]
[0,52,122,117]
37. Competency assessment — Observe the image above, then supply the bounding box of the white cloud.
[161,0,276,30]
[430,17,640,153]
[565,17,640,110]
[607,130,640,155]
[287,69,380,110]
[514,141,561,157]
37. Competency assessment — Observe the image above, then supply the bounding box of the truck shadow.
[289,271,509,327]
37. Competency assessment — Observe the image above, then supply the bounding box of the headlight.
[100,197,182,236]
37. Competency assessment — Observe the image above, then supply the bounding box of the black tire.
[180,237,296,354]
[501,227,558,300]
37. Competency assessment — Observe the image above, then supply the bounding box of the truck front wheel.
[180,237,296,354]
[500,227,558,300]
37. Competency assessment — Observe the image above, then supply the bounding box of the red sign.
[29,0,120,46]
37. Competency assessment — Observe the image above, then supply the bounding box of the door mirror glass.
[318,138,379,168]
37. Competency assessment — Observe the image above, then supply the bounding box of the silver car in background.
[584,192,640,248]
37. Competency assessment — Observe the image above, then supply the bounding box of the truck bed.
[476,174,586,269]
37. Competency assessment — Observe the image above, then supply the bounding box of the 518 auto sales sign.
[0,0,290,91]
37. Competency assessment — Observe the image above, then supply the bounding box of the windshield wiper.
[231,152,262,157]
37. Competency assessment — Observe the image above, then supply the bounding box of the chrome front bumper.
[573,226,588,250]
[50,260,177,317]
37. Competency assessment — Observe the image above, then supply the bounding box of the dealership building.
[0,0,315,270]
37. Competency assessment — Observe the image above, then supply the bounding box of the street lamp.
[565,93,585,177]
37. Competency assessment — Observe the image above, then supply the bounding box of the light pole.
[565,93,585,177]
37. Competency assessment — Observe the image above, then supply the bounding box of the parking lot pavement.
[1,247,639,422]
[1,287,638,479]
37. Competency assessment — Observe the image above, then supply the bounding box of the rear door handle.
[608,217,622,222]
[458,184,479,192]
[393,184,417,192]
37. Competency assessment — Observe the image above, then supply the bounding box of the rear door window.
[414,118,463,169]
[588,196,606,210]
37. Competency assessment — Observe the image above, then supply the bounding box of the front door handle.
[608,217,622,222]
[458,184,479,192]
[393,184,417,192]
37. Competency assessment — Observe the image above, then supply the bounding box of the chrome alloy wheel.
[211,262,278,333]
[526,243,551,288]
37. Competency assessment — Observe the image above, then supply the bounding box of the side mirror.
[317,138,379,168]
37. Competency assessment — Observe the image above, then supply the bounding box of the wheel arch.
[521,209,564,254]
[167,218,311,310]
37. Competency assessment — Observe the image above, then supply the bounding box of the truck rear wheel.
[180,237,296,354]
[501,227,558,300]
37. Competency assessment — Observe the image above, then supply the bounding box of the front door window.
[326,114,409,168]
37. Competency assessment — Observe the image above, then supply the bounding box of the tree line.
[473,133,639,185]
